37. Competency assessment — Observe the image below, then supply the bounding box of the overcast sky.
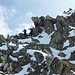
[0,0,75,36]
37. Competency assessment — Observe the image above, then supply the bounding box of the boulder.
[31,17,40,23]
[46,56,55,68]
[12,52,19,58]
[69,51,75,60]
[0,35,5,42]
[39,16,45,27]
[46,15,52,20]
[11,37,18,44]
[19,33,26,39]
[66,12,75,26]
[56,15,66,23]
[14,66,23,73]
[44,20,54,34]
[49,31,63,50]
[68,37,75,47]
[0,35,6,46]
[33,28,43,37]
[58,52,66,57]
[56,20,64,32]
[43,48,53,56]
[18,57,28,66]
[48,57,63,74]
[34,52,44,63]
[46,15,57,24]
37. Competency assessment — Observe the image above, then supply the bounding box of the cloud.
[0,5,34,37]
[24,11,35,24]
[0,5,16,37]
[25,11,34,18]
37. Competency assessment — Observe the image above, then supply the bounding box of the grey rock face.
[34,52,44,63]
[0,35,5,42]
[49,31,63,50]
[0,35,6,46]
[44,20,54,34]
[69,51,75,60]
[33,28,43,37]
[46,57,63,74]
[46,56,55,68]
[56,16,66,23]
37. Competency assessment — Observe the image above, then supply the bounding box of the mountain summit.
[0,9,75,75]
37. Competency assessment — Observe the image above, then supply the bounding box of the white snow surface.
[54,24,57,30]
[63,40,69,48]
[62,46,75,59]
[69,60,75,64]
[68,30,75,37]
[71,70,75,74]
[0,43,8,50]
[50,46,75,60]
[33,30,50,44]
[9,55,18,61]
[69,26,75,29]
[13,44,24,53]
[9,42,16,46]
[19,38,32,43]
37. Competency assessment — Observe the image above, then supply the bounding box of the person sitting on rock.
[23,29,27,36]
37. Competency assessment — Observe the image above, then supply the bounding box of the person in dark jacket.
[23,29,27,36]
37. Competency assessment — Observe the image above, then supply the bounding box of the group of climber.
[23,26,34,37]
[23,21,39,37]
[23,16,46,37]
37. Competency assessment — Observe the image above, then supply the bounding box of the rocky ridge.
[0,9,75,75]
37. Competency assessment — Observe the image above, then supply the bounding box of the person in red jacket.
[34,21,39,27]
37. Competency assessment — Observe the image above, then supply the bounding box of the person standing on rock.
[23,29,27,36]
[28,25,34,36]
[29,27,33,36]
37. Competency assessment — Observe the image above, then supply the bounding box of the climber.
[23,29,27,36]
[34,21,39,28]
[29,27,33,36]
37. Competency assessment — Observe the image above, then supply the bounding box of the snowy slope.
[15,28,75,74]
[0,25,75,74]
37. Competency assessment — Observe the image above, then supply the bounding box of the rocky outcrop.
[69,51,75,60]
[0,35,6,46]
[49,31,63,50]
[34,52,44,63]
[0,9,75,75]
[46,56,75,75]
